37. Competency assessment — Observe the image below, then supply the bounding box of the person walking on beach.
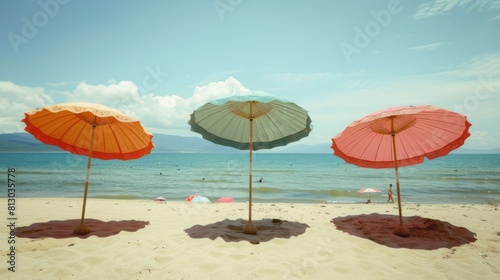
[387,184,394,203]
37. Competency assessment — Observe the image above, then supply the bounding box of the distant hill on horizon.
[0,132,236,153]
[0,132,61,152]
[0,132,499,154]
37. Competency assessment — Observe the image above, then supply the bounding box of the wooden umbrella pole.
[74,124,96,235]
[391,118,410,237]
[391,133,403,225]
[244,102,257,234]
[249,118,253,223]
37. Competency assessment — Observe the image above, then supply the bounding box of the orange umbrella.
[22,102,154,235]
[332,105,471,237]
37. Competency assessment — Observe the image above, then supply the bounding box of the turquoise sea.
[0,152,499,204]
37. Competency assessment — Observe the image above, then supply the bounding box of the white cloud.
[487,13,500,21]
[67,81,142,104]
[414,0,460,19]
[190,76,250,106]
[0,77,251,134]
[298,53,500,148]
[0,81,53,133]
[343,53,500,107]
[408,42,449,52]
[467,130,500,148]
[441,53,500,78]
[2,70,499,149]
[47,81,80,87]
[413,0,500,19]
[127,76,250,132]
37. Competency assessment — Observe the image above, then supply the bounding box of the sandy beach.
[1,198,498,279]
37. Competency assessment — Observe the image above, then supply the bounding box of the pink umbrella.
[216,197,235,203]
[357,188,381,196]
[357,188,381,203]
[332,105,471,237]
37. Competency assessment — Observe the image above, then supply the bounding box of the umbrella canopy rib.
[101,124,120,155]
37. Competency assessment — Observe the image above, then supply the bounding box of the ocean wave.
[306,189,359,197]
[91,195,146,200]
[2,153,498,204]
[252,187,283,193]
[253,169,296,173]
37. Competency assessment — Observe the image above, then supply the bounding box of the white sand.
[0,198,499,279]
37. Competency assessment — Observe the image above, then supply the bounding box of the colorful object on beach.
[332,105,471,237]
[154,196,166,202]
[186,194,199,202]
[357,188,381,200]
[357,188,381,194]
[22,102,154,235]
[357,188,381,193]
[216,197,235,203]
[191,196,211,203]
[188,94,312,234]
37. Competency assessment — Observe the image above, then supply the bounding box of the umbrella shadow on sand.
[331,213,476,250]
[184,218,309,244]
[16,219,150,239]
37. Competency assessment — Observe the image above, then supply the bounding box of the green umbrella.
[188,94,312,234]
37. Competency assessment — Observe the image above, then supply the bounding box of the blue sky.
[1,0,499,149]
